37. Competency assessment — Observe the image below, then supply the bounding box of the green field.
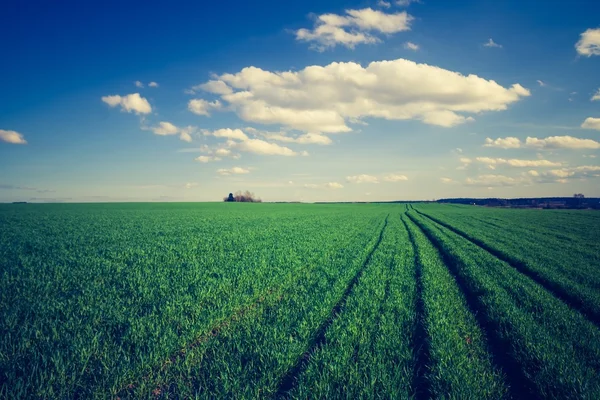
[1,203,599,399]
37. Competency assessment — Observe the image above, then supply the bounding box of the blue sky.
[1,0,599,202]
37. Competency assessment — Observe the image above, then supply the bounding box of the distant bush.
[224,190,262,203]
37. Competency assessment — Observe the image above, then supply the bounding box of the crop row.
[408,208,600,398]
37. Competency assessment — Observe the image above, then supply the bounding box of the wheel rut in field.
[274,215,390,398]
[401,214,432,400]
[414,209,600,328]
[406,212,538,400]
[115,262,318,398]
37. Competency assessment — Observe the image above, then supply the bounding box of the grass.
[1,202,599,399]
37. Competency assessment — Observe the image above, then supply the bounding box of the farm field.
[1,202,599,399]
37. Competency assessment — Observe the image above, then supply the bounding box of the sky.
[1,0,600,202]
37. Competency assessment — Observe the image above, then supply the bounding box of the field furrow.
[120,215,390,399]
[414,208,600,328]
[408,210,600,399]
[286,214,415,399]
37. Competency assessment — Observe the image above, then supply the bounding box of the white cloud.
[229,138,297,156]
[383,173,408,182]
[295,8,413,50]
[204,59,530,132]
[325,182,344,189]
[184,182,198,189]
[102,93,152,114]
[575,28,600,56]
[0,129,27,144]
[440,177,454,183]
[525,136,600,150]
[204,128,249,141]
[484,135,600,150]
[466,174,520,187]
[484,137,521,149]
[404,41,419,51]
[581,117,600,130]
[151,122,196,142]
[214,148,232,156]
[217,167,250,175]
[346,174,379,183]
[152,121,179,135]
[188,99,223,116]
[195,155,221,163]
[304,182,344,189]
[592,89,600,101]
[148,82,159,88]
[537,80,546,87]
[178,126,195,143]
[260,131,333,145]
[134,81,144,88]
[483,38,502,48]
[196,80,233,95]
[378,1,391,8]
[396,0,420,6]
[528,170,539,177]
[475,157,562,167]
[539,166,600,182]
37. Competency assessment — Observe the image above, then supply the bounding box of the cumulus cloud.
[525,136,600,149]
[346,174,380,183]
[404,41,419,51]
[440,177,454,183]
[102,93,152,114]
[484,135,600,150]
[134,81,144,88]
[475,157,562,167]
[188,99,223,116]
[148,82,159,88]
[204,128,249,141]
[396,0,420,5]
[152,121,179,135]
[582,117,600,130]
[0,129,27,144]
[484,137,521,149]
[195,80,233,95]
[466,174,519,187]
[383,173,408,182]
[151,121,195,142]
[197,59,529,132]
[592,89,600,101]
[304,182,344,189]
[201,128,299,157]
[195,155,222,163]
[325,182,344,189]
[229,138,297,156]
[217,167,250,175]
[538,166,600,182]
[576,28,600,56]
[483,38,502,48]
[295,8,413,50]
[214,148,231,156]
[257,130,333,145]
[378,0,391,8]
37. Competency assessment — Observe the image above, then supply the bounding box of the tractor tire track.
[414,208,600,329]
[115,262,316,398]
[400,214,432,400]
[273,215,390,398]
[406,212,537,400]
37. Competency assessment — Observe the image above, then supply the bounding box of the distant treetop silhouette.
[224,190,262,203]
